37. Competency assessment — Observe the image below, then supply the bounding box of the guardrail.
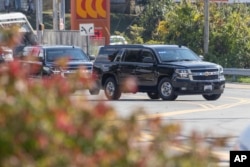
[224,68,250,81]
[224,68,250,76]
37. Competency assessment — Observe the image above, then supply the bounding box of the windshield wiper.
[178,59,194,61]
[162,60,178,62]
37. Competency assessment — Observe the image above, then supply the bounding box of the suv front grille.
[191,68,219,81]
[63,65,92,71]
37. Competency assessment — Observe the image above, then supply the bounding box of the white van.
[0,12,38,59]
[0,12,35,34]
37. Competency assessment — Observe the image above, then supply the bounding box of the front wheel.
[104,77,121,100]
[147,92,160,100]
[202,94,221,101]
[158,78,177,101]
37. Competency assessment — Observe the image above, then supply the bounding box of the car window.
[114,49,124,62]
[138,50,154,63]
[177,49,199,60]
[123,49,140,62]
[155,48,199,62]
[95,47,119,62]
[46,48,89,62]
[158,50,177,61]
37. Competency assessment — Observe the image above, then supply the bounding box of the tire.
[202,94,221,101]
[158,78,178,101]
[147,92,160,100]
[104,77,121,100]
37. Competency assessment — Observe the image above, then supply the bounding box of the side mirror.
[42,66,52,75]
[89,55,95,61]
[199,55,204,60]
[143,57,154,63]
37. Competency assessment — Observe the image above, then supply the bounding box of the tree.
[157,1,204,54]
[208,3,250,68]
[156,1,250,68]
[136,0,173,42]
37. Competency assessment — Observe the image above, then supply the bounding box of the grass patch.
[238,76,250,83]
[226,75,250,83]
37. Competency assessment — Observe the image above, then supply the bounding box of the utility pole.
[204,0,209,55]
[53,0,65,30]
[36,0,43,44]
[53,0,58,30]
[59,0,65,30]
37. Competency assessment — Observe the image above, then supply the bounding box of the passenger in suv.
[21,45,93,77]
[92,44,225,101]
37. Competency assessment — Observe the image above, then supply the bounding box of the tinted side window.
[95,47,119,62]
[114,49,124,62]
[139,50,154,63]
[123,49,140,62]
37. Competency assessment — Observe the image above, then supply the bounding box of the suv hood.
[45,61,93,72]
[161,60,219,68]
[46,61,92,66]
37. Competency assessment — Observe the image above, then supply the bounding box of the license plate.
[204,85,213,91]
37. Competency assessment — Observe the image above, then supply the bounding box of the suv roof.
[24,45,82,49]
[96,44,189,62]
[99,44,188,49]
[22,45,84,57]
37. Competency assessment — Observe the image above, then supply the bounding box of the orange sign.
[71,0,110,45]
[76,0,107,19]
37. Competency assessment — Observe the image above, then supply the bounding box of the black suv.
[21,45,93,77]
[92,44,225,101]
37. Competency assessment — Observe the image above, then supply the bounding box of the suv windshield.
[155,47,200,62]
[46,48,89,62]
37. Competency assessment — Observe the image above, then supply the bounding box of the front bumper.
[172,78,225,95]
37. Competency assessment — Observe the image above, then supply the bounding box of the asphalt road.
[75,82,250,166]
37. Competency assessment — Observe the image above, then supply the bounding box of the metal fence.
[42,30,105,56]
[224,68,250,81]
[224,68,250,76]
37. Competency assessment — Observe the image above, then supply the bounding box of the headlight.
[43,66,61,74]
[51,67,61,74]
[175,69,191,79]
[217,65,225,80]
[217,65,223,74]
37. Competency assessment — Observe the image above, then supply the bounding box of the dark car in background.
[21,45,93,77]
